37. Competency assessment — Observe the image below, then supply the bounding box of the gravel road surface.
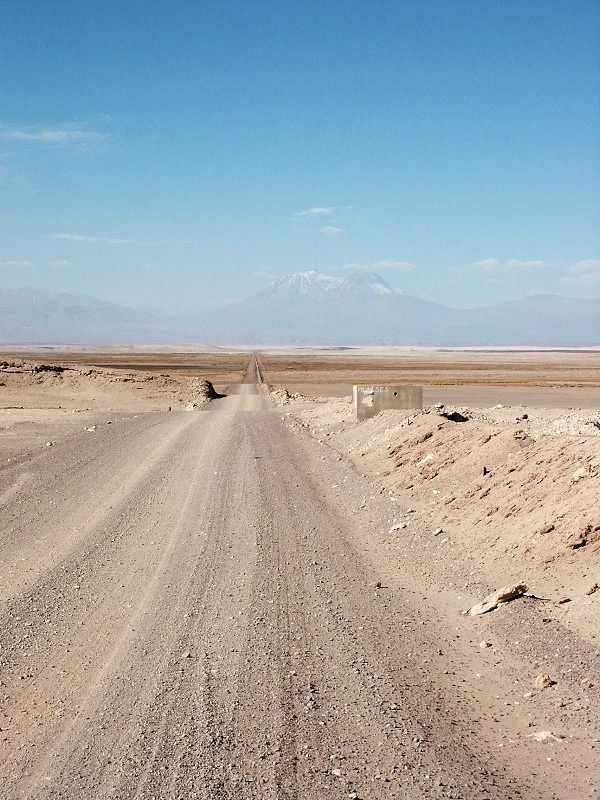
[0,365,589,799]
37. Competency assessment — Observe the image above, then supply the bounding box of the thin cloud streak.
[52,233,139,245]
[0,259,35,268]
[50,233,193,246]
[342,259,416,271]
[294,207,335,217]
[472,258,501,270]
[469,258,548,271]
[0,125,107,148]
[321,225,345,237]
[506,259,547,270]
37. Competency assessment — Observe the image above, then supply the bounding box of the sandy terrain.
[0,351,598,798]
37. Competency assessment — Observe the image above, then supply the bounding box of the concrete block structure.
[353,384,423,421]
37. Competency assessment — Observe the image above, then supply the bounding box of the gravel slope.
[0,377,596,798]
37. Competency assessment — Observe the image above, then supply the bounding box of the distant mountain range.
[190,271,600,346]
[1,273,598,346]
[0,287,162,345]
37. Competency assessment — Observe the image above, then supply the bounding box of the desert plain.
[0,345,598,799]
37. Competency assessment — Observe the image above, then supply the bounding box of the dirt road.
[0,362,594,798]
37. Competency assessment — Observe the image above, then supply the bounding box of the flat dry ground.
[0,348,598,799]
[5,344,598,405]
[257,348,600,407]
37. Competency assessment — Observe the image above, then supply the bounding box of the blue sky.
[1,0,599,313]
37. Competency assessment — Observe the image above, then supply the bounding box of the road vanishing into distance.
[0,359,575,799]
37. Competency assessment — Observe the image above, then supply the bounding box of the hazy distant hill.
[0,277,598,346]
[0,288,163,344]
[465,294,600,346]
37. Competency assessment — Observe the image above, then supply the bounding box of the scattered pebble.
[468,583,528,616]
[527,731,564,743]
[535,674,555,690]
[389,522,407,532]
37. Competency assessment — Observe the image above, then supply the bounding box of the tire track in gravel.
[0,470,33,508]
[0,408,241,797]
[0,412,201,602]
[228,412,531,800]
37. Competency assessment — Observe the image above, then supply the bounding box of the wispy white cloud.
[471,258,501,270]
[51,233,192,246]
[567,258,600,275]
[294,207,335,218]
[321,225,345,237]
[342,259,416,271]
[563,258,600,286]
[0,124,107,149]
[51,259,72,269]
[253,270,278,279]
[505,259,547,270]
[469,258,548,271]
[52,233,139,245]
[0,259,35,268]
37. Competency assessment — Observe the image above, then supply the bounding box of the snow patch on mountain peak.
[257,270,404,302]
[258,271,342,301]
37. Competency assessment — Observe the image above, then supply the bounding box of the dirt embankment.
[0,359,220,412]
[283,398,600,637]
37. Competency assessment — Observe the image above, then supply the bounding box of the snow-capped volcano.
[203,270,598,345]
[256,271,342,301]
[256,270,402,302]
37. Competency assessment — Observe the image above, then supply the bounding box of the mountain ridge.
[0,276,598,346]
